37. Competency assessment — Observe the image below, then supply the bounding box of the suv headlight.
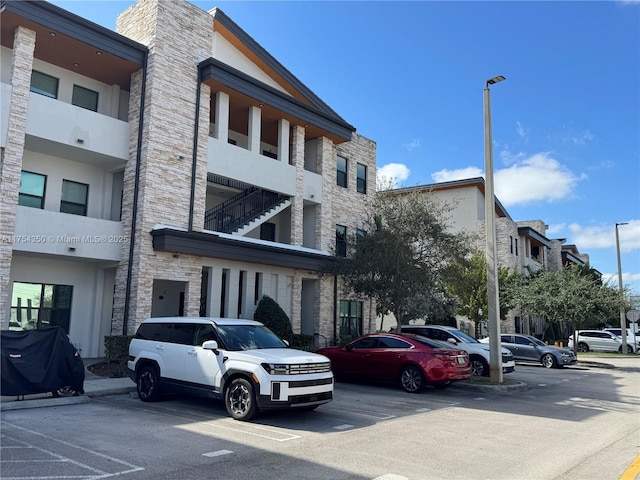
[262,363,289,375]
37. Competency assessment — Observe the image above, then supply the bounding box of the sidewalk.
[0,358,136,412]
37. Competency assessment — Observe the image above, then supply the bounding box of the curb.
[0,395,91,411]
[454,379,530,393]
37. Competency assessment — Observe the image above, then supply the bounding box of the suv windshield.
[216,325,287,351]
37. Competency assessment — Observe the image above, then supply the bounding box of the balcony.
[13,206,125,262]
[208,136,296,196]
[24,90,130,169]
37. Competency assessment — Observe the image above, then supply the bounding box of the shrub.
[254,295,293,341]
[289,333,314,351]
[104,335,133,364]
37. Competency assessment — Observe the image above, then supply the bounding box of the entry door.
[183,324,224,388]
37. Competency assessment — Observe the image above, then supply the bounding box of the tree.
[325,189,472,333]
[253,295,293,341]
[503,265,624,345]
[447,251,519,338]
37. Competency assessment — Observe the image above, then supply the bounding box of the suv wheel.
[225,378,258,421]
[577,342,589,353]
[470,357,489,377]
[400,365,424,393]
[137,366,160,402]
[541,353,557,368]
[619,345,634,354]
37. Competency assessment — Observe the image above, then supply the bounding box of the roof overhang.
[518,227,551,247]
[1,0,147,89]
[151,227,333,271]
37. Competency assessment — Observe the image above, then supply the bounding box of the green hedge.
[104,335,133,364]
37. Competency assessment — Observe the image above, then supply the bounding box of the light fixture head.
[96,51,103,55]
[49,32,56,37]
[486,75,506,87]
[73,63,80,67]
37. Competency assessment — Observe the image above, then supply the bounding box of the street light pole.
[616,222,628,353]
[484,75,505,383]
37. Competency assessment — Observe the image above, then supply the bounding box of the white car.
[128,317,333,420]
[391,325,516,377]
[568,330,627,353]
[603,328,639,353]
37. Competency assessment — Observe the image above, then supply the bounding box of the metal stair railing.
[204,188,289,233]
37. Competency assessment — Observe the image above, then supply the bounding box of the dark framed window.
[337,155,347,188]
[514,238,518,256]
[72,85,99,112]
[18,171,47,209]
[30,70,58,99]
[356,163,367,194]
[336,225,347,257]
[509,236,514,254]
[10,282,73,333]
[339,300,362,337]
[260,222,276,241]
[60,180,89,216]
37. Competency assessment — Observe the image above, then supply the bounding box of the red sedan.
[318,333,471,393]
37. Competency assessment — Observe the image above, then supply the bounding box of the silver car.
[481,334,577,368]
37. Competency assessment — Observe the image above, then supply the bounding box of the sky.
[50,0,640,295]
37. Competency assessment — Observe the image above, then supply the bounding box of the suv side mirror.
[202,340,220,355]
[447,338,457,345]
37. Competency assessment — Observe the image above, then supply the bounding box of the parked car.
[317,333,471,393]
[128,317,334,421]
[603,328,639,353]
[568,330,627,353]
[479,334,577,368]
[390,325,515,377]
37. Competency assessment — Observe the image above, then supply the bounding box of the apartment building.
[388,178,591,335]
[1,0,376,357]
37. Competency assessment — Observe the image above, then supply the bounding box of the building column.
[290,125,305,246]
[277,118,290,162]
[248,106,261,153]
[214,91,229,143]
[0,26,36,327]
[316,137,335,251]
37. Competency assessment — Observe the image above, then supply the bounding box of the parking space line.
[328,407,396,420]
[178,420,301,442]
[333,424,355,430]
[202,450,234,457]
[1,421,144,478]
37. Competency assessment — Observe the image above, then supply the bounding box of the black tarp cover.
[1,327,85,396]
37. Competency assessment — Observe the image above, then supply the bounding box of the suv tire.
[137,365,161,402]
[225,377,258,421]
[577,342,589,353]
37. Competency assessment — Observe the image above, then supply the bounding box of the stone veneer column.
[290,125,305,246]
[316,137,335,251]
[112,0,213,333]
[0,27,36,326]
[290,272,303,333]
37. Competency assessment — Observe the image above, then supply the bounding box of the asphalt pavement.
[0,355,633,412]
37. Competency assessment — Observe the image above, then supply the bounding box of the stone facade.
[0,27,36,327]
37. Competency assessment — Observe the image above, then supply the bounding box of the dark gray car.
[481,334,577,368]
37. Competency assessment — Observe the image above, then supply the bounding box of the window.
[337,155,347,188]
[260,222,276,242]
[18,171,46,209]
[339,300,362,337]
[336,225,347,257]
[356,163,367,194]
[169,323,197,345]
[72,85,99,112]
[378,336,411,349]
[10,282,73,333]
[60,180,88,216]
[515,238,518,256]
[30,70,58,99]
[509,236,514,254]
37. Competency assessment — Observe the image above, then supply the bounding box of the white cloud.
[377,163,410,189]
[568,220,640,252]
[402,139,421,152]
[431,166,483,183]
[546,223,567,236]
[601,272,640,289]
[494,152,586,206]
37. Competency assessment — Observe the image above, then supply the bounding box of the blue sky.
[51,0,640,295]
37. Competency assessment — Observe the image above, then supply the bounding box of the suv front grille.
[262,362,332,375]
[289,362,332,374]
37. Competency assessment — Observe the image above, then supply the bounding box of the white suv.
[568,330,624,353]
[128,317,333,421]
[391,325,516,377]
[603,328,639,353]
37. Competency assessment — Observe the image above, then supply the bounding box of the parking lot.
[1,357,639,480]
